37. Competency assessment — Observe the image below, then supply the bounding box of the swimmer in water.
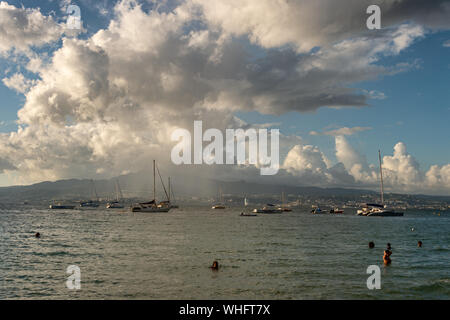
[418,240,422,248]
[35,232,40,238]
[383,249,391,265]
[210,261,219,270]
[369,241,375,249]
[383,243,392,265]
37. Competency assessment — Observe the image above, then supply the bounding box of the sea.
[0,206,449,299]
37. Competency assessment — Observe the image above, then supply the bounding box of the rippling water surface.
[0,206,449,299]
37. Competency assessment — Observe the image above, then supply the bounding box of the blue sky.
[0,0,449,192]
[237,29,450,168]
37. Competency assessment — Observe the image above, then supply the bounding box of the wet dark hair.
[35,232,40,238]
[211,261,219,270]
[369,241,375,248]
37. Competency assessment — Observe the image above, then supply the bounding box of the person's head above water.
[369,241,375,249]
[35,232,40,238]
[211,261,219,270]
[387,243,391,249]
[418,241,423,247]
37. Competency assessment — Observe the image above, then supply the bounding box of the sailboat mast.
[153,159,156,201]
[378,150,384,205]
[92,179,98,201]
[168,177,171,203]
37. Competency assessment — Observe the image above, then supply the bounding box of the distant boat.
[212,186,226,209]
[106,179,124,209]
[49,203,75,210]
[240,211,257,217]
[240,196,257,216]
[80,180,100,208]
[253,204,283,214]
[80,200,99,208]
[106,201,123,209]
[311,207,324,214]
[357,151,403,217]
[131,160,171,213]
[278,192,292,212]
[330,208,344,214]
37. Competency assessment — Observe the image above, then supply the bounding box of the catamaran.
[131,160,171,213]
[357,150,403,217]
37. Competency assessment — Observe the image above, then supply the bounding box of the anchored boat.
[212,186,226,209]
[253,204,283,214]
[131,160,171,213]
[106,179,124,209]
[357,150,403,217]
[80,180,100,208]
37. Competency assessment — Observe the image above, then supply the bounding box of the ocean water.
[0,206,449,299]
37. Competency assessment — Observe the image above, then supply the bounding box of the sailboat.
[80,180,100,208]
[357,150,403,217]
[131,160,171,213]
[106,179,124,209]
[253,203,283,214]
[212,186,226,209]
[240,195,257,216]
[168,177,179,209]
[278,192,292,212]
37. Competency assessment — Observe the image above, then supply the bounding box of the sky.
[0,0,449,195]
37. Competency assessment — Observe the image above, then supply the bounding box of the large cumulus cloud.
[0,0,449,195]
[0,1,63,53]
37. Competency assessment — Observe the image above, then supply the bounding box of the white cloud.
[382,142,422,191]
[283,144,334,185]
[0,1,63,53]
[2,73,36,93]
[282,137,450,194]
[0,0,449,195]
[310,126,372,136]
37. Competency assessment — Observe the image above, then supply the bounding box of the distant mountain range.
[0,172,449,204]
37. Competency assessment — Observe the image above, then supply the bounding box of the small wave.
[33,251,71,257]
[410,280,450,297]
